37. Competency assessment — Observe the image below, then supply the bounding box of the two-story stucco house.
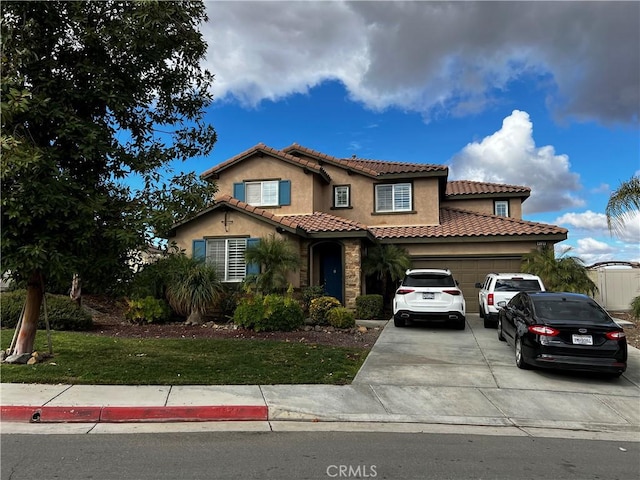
[168,143,567,312]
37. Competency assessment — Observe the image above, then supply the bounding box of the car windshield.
[532,299,611,324]
[403,274,455,288]
[494,279,541,292]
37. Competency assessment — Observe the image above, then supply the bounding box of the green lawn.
[0,330,369,385]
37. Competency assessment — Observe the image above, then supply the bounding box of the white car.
[393,269,466,329]
[475,272,545,328]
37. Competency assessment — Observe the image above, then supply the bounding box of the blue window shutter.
[246,238,261,275]
[193,239,206,262]
[279,180,291,206]
[233,182,245,202]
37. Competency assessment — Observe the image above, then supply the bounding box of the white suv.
[393,269,466,330]
[475,273,545,328]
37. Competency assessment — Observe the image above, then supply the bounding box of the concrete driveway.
[351,314,640,431]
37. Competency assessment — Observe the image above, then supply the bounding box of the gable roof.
[370,207,567,241]
[446,180,531,198]
[171,196,566,243]
[200,143,330,183]
[282,143,448,179]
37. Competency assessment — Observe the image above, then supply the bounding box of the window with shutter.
[205,238,247,282]
[375,183,411,212]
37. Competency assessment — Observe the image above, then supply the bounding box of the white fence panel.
[588,269,640,311]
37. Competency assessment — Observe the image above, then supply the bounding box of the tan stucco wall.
[401,240,540,257]
[441,198,523,219]
[169,209,303,287]
[309,163,441,225]
[215,154,315,214]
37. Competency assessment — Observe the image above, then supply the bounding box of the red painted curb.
[101,405,268,422]
[1,405,268,423]
[1,406,101,423]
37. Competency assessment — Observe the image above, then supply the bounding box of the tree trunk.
[70,273,82,307]
[14,270,44,355]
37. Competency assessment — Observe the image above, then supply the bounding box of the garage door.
[411,256,523,313]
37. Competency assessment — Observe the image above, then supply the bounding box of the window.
[494,200,509,217]
[375,183,411,212]
[246,180,279,206]
[334,185,350,208]
[206,238,247,282]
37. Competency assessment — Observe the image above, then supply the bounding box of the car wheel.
[478,305,485,319]
[455,317,466,330]
[497,318,506,341]
[394,316,406,327]
[515,336,530,369]
[483,316,494,329]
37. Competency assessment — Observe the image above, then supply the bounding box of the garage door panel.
[411,257,522,313]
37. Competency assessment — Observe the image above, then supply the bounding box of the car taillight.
[528,325,560,336]
[606,331,626,340]
[396,288,414,295]
[443,289,461,296]
[488,293,494,305]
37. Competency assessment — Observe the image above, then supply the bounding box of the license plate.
[572,334,593,345]
[422,292,435,300]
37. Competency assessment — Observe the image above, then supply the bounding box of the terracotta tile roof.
[446,180,531,196]
[283,143,446,177]
[215,195,368,234]
[201,143,330,181]
[369,208,567,239]
[283,213,369,234]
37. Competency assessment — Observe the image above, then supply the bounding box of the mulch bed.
[82,295,639,350]
[82,295,384,349]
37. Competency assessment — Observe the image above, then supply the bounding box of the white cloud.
[555,211,608,231]
[448,110,583,213]
[573,238,617,265]
[203,1,639,124]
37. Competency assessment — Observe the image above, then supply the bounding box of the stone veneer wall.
[299,240,310,289]
[343,239,362,310]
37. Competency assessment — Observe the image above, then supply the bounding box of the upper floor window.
[233,180,291,207]
[375,183,412,212]
[246,180,278,206]
[334,185,350,208]
[494,200,509,217]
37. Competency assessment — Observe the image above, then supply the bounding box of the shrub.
[233,293,304,332]
[327,307,355,329]
[125,296,171,324]
[631,296,640,320]
[233,295,266,330]
[257,294,304,332]
[215,283,245,322]
[308,296,342,325]
[0,290,93,331]
[300,285,326,312]
[355,294,383,320]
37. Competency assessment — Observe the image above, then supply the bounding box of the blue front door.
[320,246,343,304]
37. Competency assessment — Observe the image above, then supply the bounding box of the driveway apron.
[353,315,640,430]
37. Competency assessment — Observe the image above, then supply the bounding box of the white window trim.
[494,200,509,217]
[334,185,350,208]
[375,183,412,212]
[245,180,279,206]
[205,238,247,282]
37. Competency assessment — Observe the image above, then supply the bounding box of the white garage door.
[411,257,523,313]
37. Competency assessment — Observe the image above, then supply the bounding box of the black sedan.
[497,292,627,376]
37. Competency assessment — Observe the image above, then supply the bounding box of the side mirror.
[474,282,482,288]
[497,301,507,308]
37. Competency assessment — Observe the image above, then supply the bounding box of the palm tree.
[165,256,222,325]
[362,243,411,303]
[244,234,300,294]
[522,245,597,295]
[606,175,640,235]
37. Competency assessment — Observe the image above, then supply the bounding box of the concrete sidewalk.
[2,315,639,439]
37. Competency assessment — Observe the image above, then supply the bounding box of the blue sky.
[175,1,639,264]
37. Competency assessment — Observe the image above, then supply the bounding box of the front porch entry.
[311,241,344,304]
